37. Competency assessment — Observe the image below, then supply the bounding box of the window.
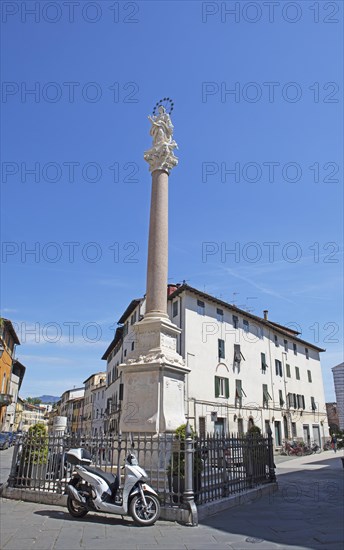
[263,384,272,408]
[286,363,291,378]
[123,322,128,337]
[199,417,206,438]
[124,349,127,357]
[305,347,309,359]
[293,343,297,355]
[197,300,205,315]
[234,344,245,369]
[291,422,297,438]
[307,370,312,383]
[279,390,285,407]
[215,376,229,398]
[297,394,305,409]
[218,339,225,360]
[275,359,283,377]
[131,341,135,351]
[287,392,297,409]
[261,352,268,373]
[274,335,279,347]
[311,396,317,411]
[232,315,239,329]
[284,339,288,352]
[295,366,300,380]
[243,319,249,332]
[216,308,223,322]
[130,311,137,325]
[235,379,246,408]
[172,301,178,317]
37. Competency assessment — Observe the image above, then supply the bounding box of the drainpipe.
[267,326,275,421]
[282,352,291,438]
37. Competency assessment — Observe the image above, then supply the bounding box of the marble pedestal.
[119,317,190,433]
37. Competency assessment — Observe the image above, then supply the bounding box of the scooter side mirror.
[126,453,138,466]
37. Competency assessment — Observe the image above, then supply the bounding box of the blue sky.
[1,1,343,400]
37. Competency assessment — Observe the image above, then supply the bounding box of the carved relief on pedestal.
[161,332,177,352]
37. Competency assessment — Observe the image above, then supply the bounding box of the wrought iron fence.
[196,432,274,504]
[8,429,275,507]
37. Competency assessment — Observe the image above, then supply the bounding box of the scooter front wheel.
[129,493,160,526]
[67,495,88,518]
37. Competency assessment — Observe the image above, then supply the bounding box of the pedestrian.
[331,434,337,453]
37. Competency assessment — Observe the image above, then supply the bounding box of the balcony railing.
[0,393,12,407]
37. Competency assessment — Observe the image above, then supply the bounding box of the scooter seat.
[83,466,117,486]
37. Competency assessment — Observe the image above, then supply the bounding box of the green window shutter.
[215,376,220,398]
[225,378,229,398]
[261,353,266,370]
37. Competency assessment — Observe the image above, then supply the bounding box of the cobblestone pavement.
[0,451,343,550]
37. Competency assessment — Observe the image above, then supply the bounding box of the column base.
[119,360,189,433]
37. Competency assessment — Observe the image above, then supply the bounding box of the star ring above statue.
[152,97,174,116]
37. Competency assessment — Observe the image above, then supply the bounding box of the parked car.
[2,431,15,446]
[0,432,11,450]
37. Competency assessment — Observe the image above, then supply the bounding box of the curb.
[0,482,277,524]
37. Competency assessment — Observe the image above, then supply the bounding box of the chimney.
[167,284,178,296]
[263,310,268,320]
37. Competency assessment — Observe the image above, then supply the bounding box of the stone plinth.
[119,360,189,433]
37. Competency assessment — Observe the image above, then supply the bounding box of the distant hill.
[38,395,60,404]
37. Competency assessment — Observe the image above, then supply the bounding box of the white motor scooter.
[65,447,160,526]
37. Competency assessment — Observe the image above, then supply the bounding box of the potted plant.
[167,424,203,504]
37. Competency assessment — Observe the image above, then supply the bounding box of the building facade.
[91,378,106,436]
[2,360,26,432]
[326,402,340,432]
[82,373,106,436]
[332,362,344,430]
[20,402,48,431]
[0,319,21,430]
[102,284,329,445]
[102,301,144,435]
[70,397,84,436]
[60,388,84,433]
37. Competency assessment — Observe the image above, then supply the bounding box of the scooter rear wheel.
[129,493,160,526]
[67,495,88,518]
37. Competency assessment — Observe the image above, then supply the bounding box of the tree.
[26,397,42,405]
[17,423,48,487]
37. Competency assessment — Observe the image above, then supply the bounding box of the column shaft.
[145,169,168,318]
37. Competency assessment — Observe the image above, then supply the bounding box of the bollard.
[183,421,198,526]
[267,427,276,482]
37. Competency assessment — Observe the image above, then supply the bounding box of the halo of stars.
[153,97,174,116]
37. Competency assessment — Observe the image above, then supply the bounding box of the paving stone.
[54,539,84,550]
[3,538,36,550]
[0,530,13,547]
[228,541,287,550]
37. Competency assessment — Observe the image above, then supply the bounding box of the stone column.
[119,104,189,434]
[145,169,169,319]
